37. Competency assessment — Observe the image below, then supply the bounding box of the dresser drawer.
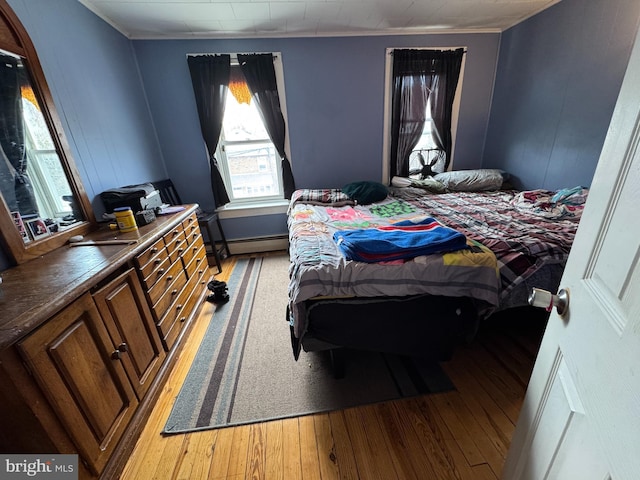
[164,229,185,252]
[147,259,187,307]
[141,255,172,291]
[181,234,204,267]
[167,236,188,264]
[157,267,205,350]
[182,213,198,238]
[184,243,207,280]
[134,237,165,271]
[138,247,169,284]
[184,227,201,245]
[163,224,184,247]
[151,270,187,322]
[180,264,208,325]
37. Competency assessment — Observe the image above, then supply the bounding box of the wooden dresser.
[0,205,210,479]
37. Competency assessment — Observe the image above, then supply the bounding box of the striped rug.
[163,254,454,434]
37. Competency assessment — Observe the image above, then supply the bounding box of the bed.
[286,173,587,367]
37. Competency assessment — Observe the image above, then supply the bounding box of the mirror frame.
[0,0,96,265]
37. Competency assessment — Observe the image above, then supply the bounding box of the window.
[218,83,281,201]
[22,91,73,219]
[408,97,443,176]
[215,56,289,206]
[382,47,465,182]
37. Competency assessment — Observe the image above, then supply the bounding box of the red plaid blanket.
[391,188,582,302]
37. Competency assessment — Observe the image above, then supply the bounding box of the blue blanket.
[333,217,468,263]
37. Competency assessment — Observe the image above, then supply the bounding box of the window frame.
[381,47,466,183]
[215,52,291,208]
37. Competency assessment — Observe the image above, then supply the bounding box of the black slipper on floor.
[207,280,227,291]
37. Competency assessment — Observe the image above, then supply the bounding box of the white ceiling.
[78,0,561,40]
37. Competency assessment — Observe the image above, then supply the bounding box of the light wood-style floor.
[121,252,547,480]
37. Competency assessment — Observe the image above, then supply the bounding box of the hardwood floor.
[121,253,547,480]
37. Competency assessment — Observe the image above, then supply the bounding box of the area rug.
[163,254,454,434]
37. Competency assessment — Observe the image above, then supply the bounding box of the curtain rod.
[186,52,279,59]
[388,48,467,55]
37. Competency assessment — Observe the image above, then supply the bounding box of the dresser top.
[0,205,198,350]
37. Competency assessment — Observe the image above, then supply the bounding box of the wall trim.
[217,201,289,220]
[228,234,289,255]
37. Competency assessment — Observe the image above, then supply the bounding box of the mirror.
[0,0,95,265]
[0,52,84,240]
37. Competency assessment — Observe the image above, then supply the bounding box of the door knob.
[528,288,569,316]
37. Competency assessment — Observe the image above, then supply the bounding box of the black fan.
[409,150,439,179]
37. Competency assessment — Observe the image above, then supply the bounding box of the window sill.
[216,200,289,219]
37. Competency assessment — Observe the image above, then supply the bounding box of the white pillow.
[434,169,506,191]
[391,176,412,187]
[391,176,448,193]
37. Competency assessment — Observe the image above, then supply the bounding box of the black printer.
[100,183,163,213]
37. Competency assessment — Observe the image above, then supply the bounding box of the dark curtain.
[0,55,37,214]
[429,48,464,171]
[238,53,295,199]
[389,48,464,177]
[390,50,434,178]
[187,54,231,208]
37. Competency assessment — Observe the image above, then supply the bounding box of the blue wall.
[483,0,640,190]
[1,0,165,269]
[7,0,166,218]
[133,34,500,213]
[1,0,639,268]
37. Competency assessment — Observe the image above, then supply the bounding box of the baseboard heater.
[227,234,289,255]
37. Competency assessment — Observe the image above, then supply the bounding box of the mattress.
[287,186,585,354]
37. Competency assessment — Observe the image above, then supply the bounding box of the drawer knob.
[111,343,127,360]
[172,289,178,295]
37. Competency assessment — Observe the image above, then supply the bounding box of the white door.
[502,24,640,480]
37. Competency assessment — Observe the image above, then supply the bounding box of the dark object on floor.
[207,280,227,291]
[206,280,229,304]
[206,293,230,304]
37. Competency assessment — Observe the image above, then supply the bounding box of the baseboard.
[227,235,289,255]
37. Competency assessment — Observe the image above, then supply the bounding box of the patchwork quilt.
[287,187,585,346]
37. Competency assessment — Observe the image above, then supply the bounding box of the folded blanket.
[288,188,355,213]
[333,217,468,263]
